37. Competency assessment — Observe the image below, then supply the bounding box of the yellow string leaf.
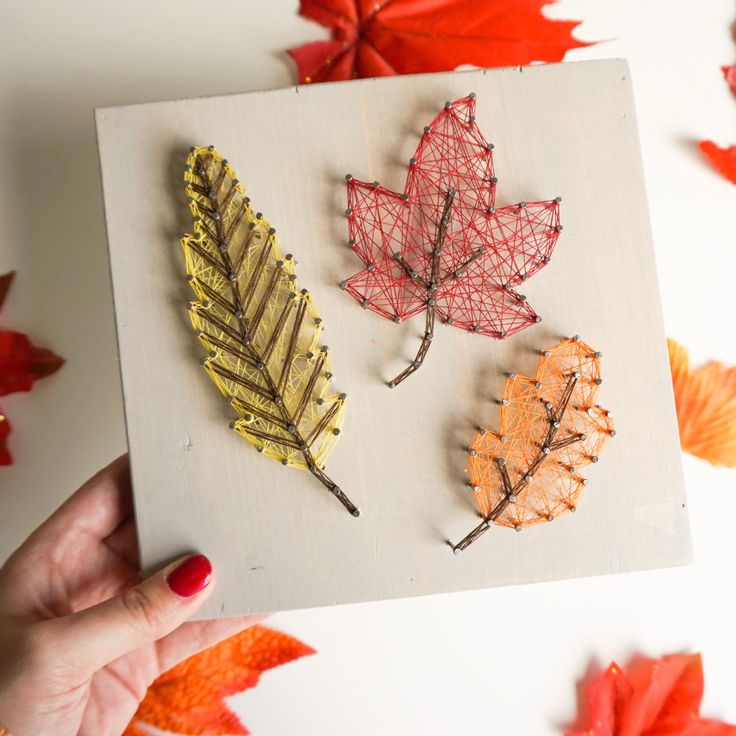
[182,146,359,515]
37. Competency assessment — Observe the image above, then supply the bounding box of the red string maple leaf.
[567,653,736,736]
[123,624,315,736]
[288,0,591,84]
[0,272,64,465]
[339,94,561,387]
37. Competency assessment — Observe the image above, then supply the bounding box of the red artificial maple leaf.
[0,272,64,465]
[340,94,561,387]
[288,0,591,84]
[0,407,10,466]
[699,141,736,184]
[723,65,736,96]
[567,654,736,736]
[288,0,589,83]
[697,66,736,184]
[124,624,315,736]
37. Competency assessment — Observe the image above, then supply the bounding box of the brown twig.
[388,188,455,388]
[453,372,582,552]
[194,152,360,516]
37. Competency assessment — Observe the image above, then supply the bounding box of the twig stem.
[195,153,359,516]
[388,189,455,388]
[453,372,581,552]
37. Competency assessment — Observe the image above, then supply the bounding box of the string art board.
[96,60,691,618]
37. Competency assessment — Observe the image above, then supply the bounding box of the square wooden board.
[96,60,691,618]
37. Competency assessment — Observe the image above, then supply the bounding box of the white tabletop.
[1,1,735,733]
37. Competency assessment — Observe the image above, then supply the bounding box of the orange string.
[468,336,614,529]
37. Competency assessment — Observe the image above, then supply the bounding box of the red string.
[343,95,561,337]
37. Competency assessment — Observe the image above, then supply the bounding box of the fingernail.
[166,554,213,597]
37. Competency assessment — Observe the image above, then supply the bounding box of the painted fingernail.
[166,554,213,597]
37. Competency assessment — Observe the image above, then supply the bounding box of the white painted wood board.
[96,59,691,618]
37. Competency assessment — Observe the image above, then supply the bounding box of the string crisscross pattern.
[341,94,562,387]
[454,336,614,552]
[181,146,357,515]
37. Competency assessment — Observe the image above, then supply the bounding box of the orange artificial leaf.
[288,0,592,84]
[566,653,736,736]
[124,624,315,736]
[0,271,64,465]
[668,338,736,467]
[698,140,736,185]
[454,336,614,552]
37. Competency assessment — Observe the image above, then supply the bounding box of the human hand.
[0,455,261,736]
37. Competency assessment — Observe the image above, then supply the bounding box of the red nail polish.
[166,554,213,597]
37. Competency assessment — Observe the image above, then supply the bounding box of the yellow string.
[182,146,346,470]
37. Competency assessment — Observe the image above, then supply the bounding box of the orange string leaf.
[454,336,614,553]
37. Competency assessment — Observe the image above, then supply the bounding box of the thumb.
[52,554,214,673]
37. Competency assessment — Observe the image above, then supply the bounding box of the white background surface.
[1,1,735,734]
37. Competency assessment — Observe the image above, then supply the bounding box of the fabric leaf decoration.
[566,653,736,736]
[668,338,736,467]
[0,271,64,465]
[454,336,614,552]
[698,141,736,184]
[182,146,359,516]
[288,0,591,84]
[698,66,736,184]
[340,94,561,388]
[724,65,736,95]
[124,624,315,736]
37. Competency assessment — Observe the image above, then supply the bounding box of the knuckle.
[120,586,168,632]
